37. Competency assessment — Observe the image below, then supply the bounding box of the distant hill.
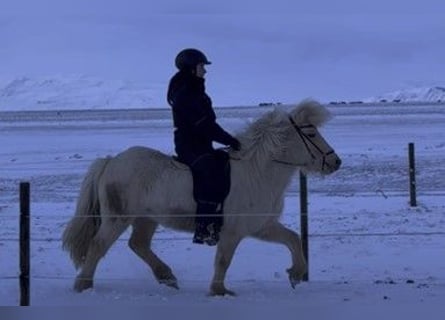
[2,76,445,111]
[0,75,161,111]
[364,86,445,103]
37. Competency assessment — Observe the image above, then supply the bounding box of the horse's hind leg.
[74,217,130,292]
[252,221,307,288]
[129,217,178,289]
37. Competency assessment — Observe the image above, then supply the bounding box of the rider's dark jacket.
[167,70,236,165]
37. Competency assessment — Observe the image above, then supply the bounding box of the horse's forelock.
[290,100,331,127]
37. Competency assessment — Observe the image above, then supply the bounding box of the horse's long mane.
[236,100,331,162]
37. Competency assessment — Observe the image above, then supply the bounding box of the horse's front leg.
[252,221,307,288]
[210,233,242,296]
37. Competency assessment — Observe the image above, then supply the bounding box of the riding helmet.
[175,48,211,70]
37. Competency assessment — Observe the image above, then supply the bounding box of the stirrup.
[192,223,220,246]
[193,233,219,246]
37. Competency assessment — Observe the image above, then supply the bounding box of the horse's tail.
[62,156,111,269]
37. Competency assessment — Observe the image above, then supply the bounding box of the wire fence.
[2,230,445,244]
[2,205,445,243]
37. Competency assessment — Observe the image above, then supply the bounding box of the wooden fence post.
[408,143,417,207]
[299,172,309,281]
[20,182,30,306]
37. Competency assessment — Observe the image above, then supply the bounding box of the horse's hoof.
[286,267,304,289]
[156,268,179,289]
[289,278,301,289]
[74,277,93,292]
[209,285,236,297]
[209,290,236,297]
[159,278,180,290]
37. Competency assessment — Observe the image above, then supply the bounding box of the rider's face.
[195,63,207,78]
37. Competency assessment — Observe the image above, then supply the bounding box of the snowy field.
[0,103,444,316]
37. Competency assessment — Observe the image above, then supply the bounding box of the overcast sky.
[1,0,444,105]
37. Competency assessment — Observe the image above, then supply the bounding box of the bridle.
[272,116,335,171]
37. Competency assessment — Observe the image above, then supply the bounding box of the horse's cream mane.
[236,100,331,160]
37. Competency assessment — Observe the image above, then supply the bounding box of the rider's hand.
[229,137,241,151]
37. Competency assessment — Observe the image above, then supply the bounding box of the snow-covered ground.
[0,103,444,317]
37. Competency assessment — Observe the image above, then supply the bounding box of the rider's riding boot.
[193,201,222,246]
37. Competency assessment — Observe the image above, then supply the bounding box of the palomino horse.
[62,99,341,296]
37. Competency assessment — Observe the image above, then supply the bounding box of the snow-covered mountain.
[364,86,445,103]
[1,75,445,111]
[0,75,162,111]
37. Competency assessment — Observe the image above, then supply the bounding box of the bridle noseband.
[272,116,335,171]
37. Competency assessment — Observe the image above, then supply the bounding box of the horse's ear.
[290,99,331,126]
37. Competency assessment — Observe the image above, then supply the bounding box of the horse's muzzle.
[334,156,342,170]
[324,153,342,173]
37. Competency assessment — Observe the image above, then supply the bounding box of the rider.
[167,48,241,246]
